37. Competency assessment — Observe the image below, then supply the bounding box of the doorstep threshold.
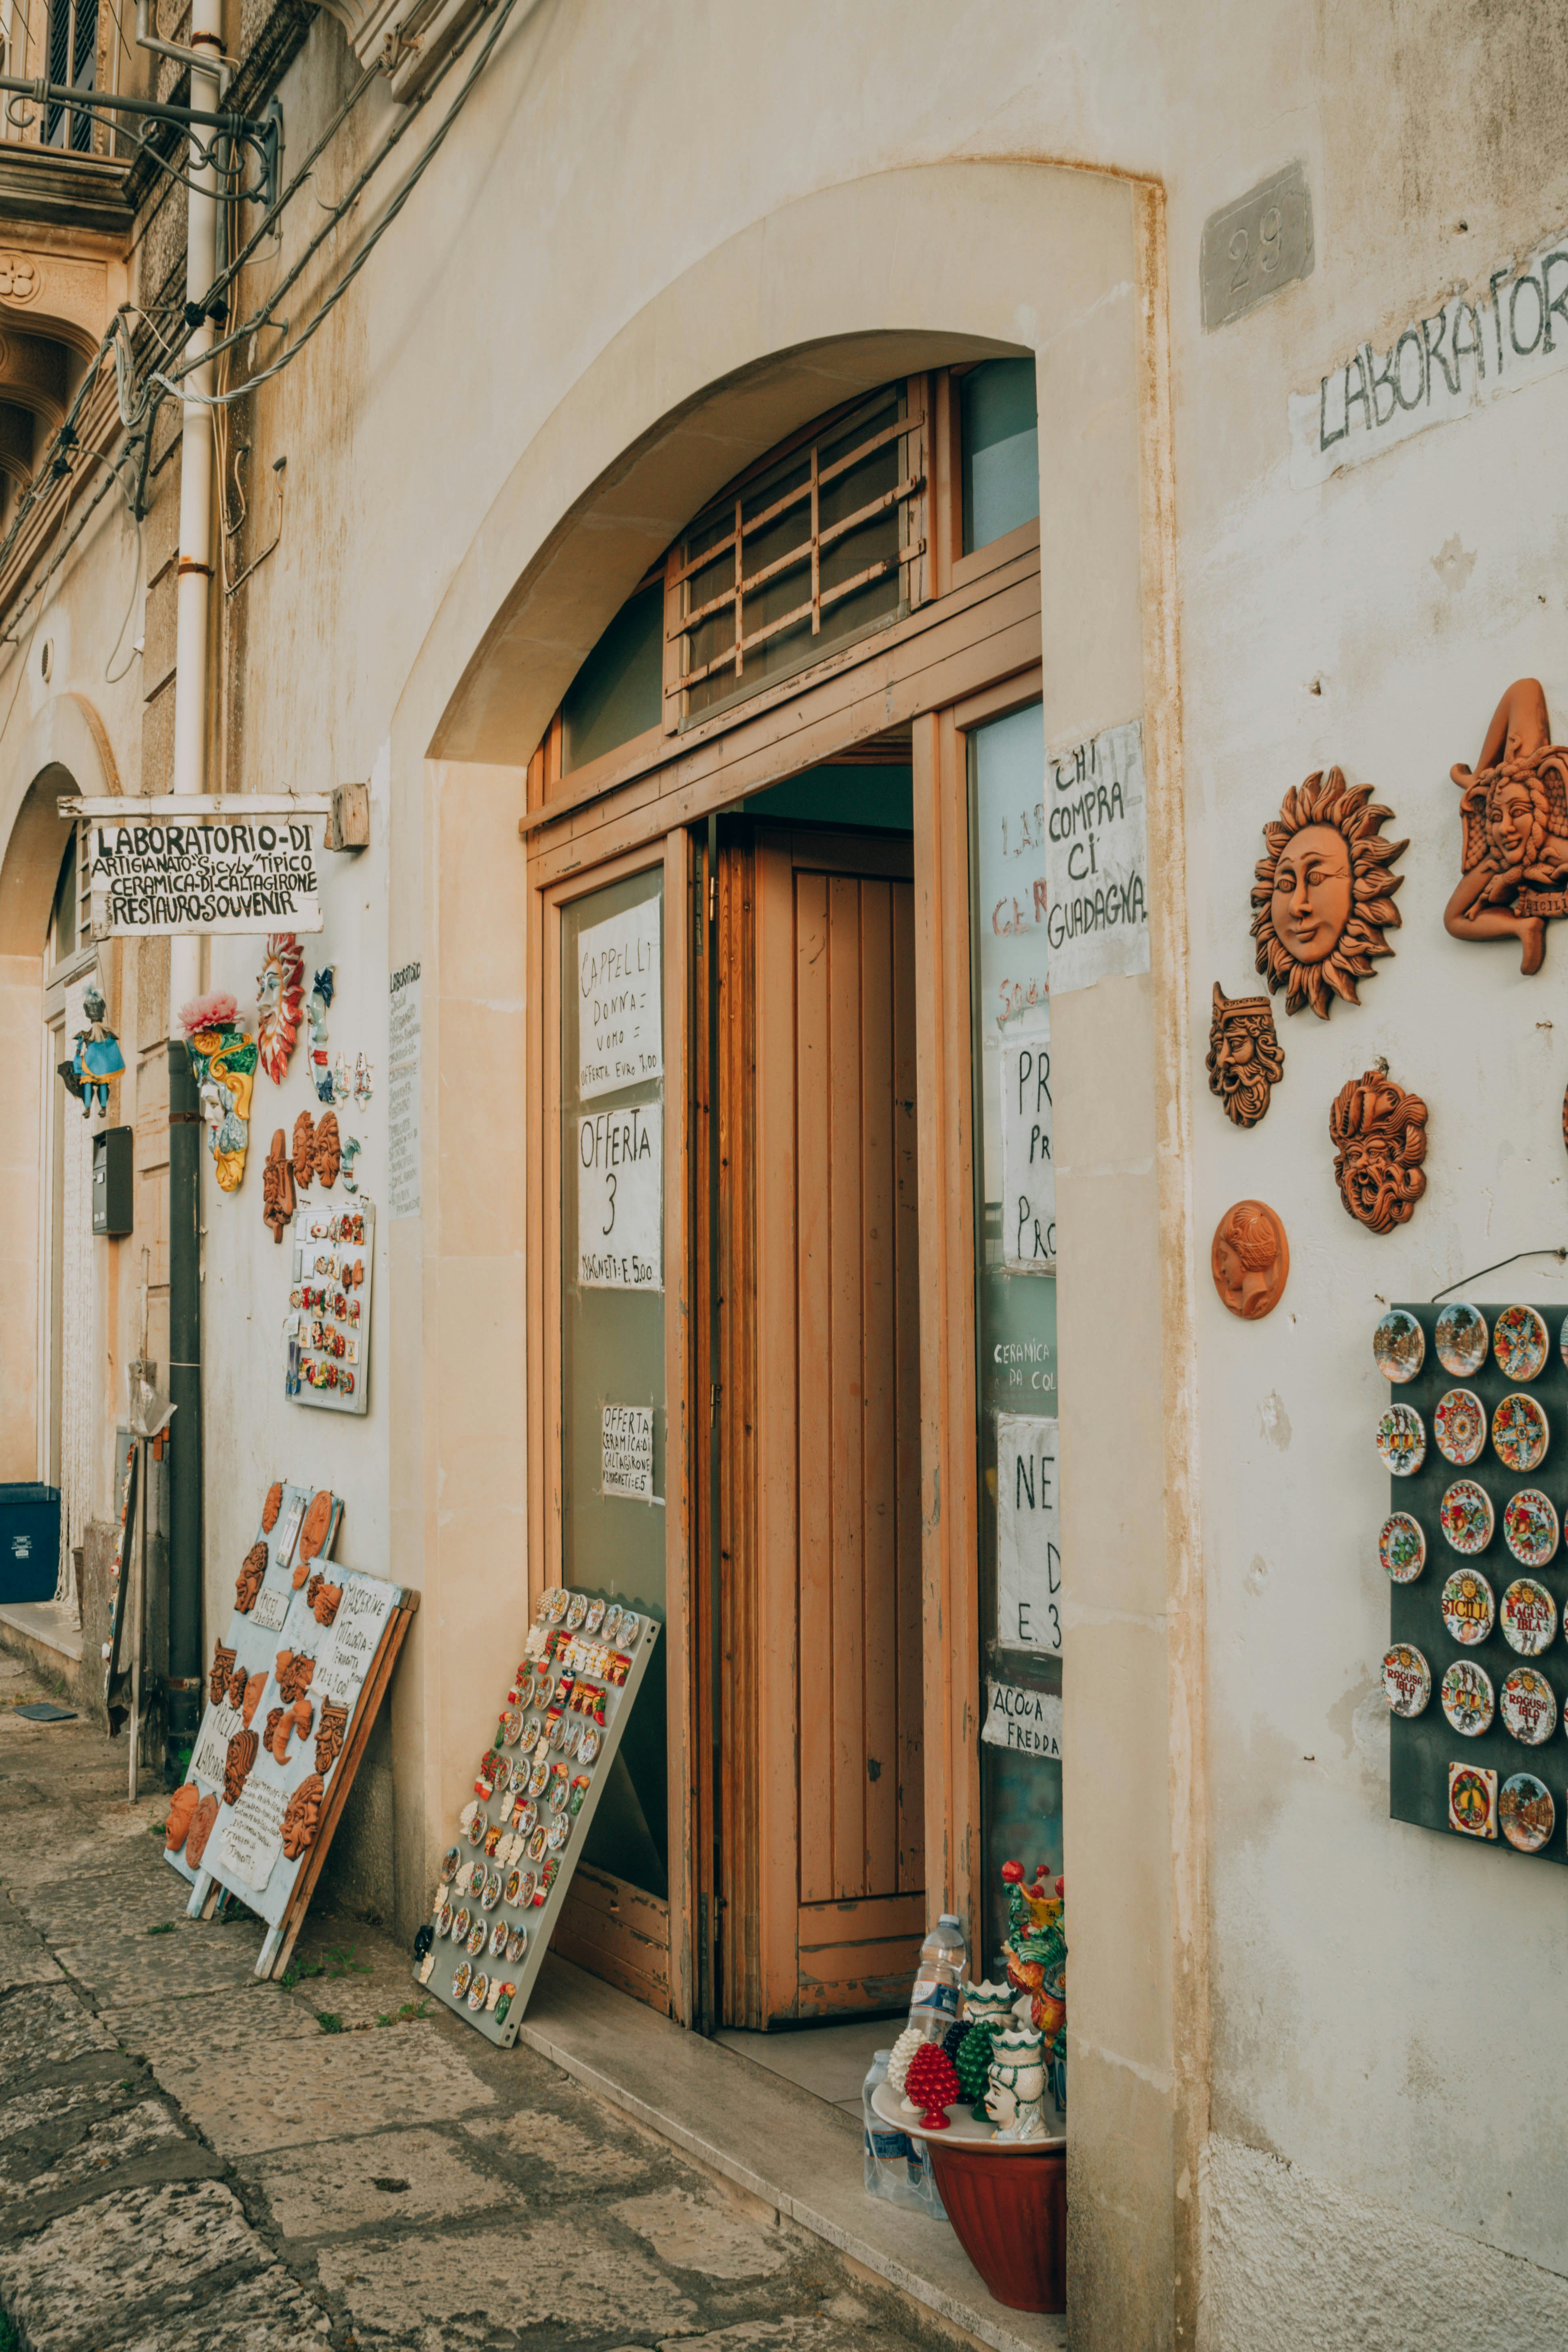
[0,1601,82,1663]
[517,1956,1067,2352]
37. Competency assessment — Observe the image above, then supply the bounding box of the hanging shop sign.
[60,795,333,937]
[578,898,662,1098]
[994,1410,1062,1654]
[1041,718,1149,994]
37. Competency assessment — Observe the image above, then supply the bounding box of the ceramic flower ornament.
[180,992,257,1193]
[256,932,305,1083]
[1250,768,1406,1018]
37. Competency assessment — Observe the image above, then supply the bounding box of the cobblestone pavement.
[0,1676,931,2352]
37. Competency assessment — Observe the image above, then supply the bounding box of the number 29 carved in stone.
[1444,678,1568,975]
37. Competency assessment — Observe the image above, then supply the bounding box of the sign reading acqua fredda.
[64,795,333,937]
[576,895,663,1291]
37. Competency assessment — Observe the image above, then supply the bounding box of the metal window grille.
[45,0,98,153]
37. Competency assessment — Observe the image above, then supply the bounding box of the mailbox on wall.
[91,1126,132,1237]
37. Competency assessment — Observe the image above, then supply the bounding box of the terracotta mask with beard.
[1206,984,1284,1128]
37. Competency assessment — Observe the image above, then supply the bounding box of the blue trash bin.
[0,1485,62,1604]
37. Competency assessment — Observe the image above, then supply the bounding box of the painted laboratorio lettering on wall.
[578,898,662,1098]
[1290,220,1568,486]
[578,1102,661,1289]
[994,1410,1062,1654]
[1041,718,1149,995]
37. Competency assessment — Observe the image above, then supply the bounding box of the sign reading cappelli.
[63,795,332,936]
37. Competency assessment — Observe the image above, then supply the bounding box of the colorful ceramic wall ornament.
[1433,1388,1486,1467]
[985,2024,1049,2143]
[1434,1301,1488,1377]
[257,934,305,1083]
[1206,985,1284,1126]
[1448,1762,1498,1840]
[1500,1666,1557,1746]
[333,1051,351,1104]
[263,1131,296,1242]
[308,966,336,1102]
[1378,1512,1425,1582]
[1372,1308,1424,1382]
[1499,1773,1555,1852]
[1381,1644,1431,1717]
[1502,1488,1559,1568]
[1492,1391,1549,1471]
[60,985,126,1119]
[1443,678,1568,975]
[1251,768,1406,1017]
[354,1052,373,1106]
[1329,1067,1428,1232]
[1499,1577,1556,1656]
[1440,1563,1494,1639]
[181,994,258,1193]
[1494,1303,1549,1383]
[291,1110,316,1192]
[1210,1200,1289,1319]
[315,1112,341,1188]
[1440,1659,1494,1737]
[341,1137,362,1194]
[1375,1403,1425,1476]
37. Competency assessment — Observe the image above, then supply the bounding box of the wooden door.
[711,827,924,2026]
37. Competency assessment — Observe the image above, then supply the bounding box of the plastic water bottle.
[909,1912,966,2040]
[862,2050,916,2203]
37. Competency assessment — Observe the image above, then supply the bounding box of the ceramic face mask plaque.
[1499,1772,1555,1852]
[1502,1488,1559,1569]
[1440,1564,1495,1640]
[1492,1390,1549,1470]
[1443,678,1568,976]
[1448,1762,1498,1840]
[1433,1388,1486,1466]
[1251,767,1406,1018]
[1439,1484,1494,1560]
[1206,984,1286,1126]
[1372,1308,1425,1383]
[1329,1068,1429,1233]
[1434,1301,1489,1377]
[1493,1304,1549,1382]
[1500,1666,1557,1746]
[1378,1513,1425,1582]
[1381,1645,1431,1717]
[1375,1403,1426,1476]
[1440,1659,1494,1737]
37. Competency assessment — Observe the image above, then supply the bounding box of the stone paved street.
[0,1679,933,2352]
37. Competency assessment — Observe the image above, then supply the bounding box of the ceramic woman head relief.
[1433,1388,1486,1467]
[1441,1659,1494,1737]
[1375,1404,1426,1477]
[1434,1301,1489,1377]
[1378,1512,1425,1583]
[1211,1201,1290,1320]
[1251,769,1406,1018]
[1439,1482,1494,1559]
[1494,1304,1549,1382]
[1372,1308,1425,1383]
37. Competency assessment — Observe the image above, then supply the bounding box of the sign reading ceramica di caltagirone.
[75,797,326,936]
[1041,718,1149,994]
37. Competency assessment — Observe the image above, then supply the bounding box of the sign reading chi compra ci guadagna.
[63,795,333,937]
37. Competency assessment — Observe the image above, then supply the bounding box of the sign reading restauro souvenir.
[1041,719,1149,994]
[578,1101,661,1289]
[578,898,662,1098]
[995,1410,1062,1653]
[63,796,332,937]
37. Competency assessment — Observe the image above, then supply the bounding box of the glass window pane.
[559,865,668,1896]
[562,586,663,775]
[961,358,1040,556]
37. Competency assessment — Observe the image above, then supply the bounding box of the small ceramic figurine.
[886,2023,927,2111]
[263,1129,295,1242]
[341,1136,362,1194]
[257,933,305,1083]
[181,994,257,1192]
[1251,768,1406,1017]
[985,2023,1048,2142]
[1329,1065,1428,1232]
[1444,679,1568,974]
[1206,984,1284,1127]
[309,966,336,1103]
[1000,1860,1066,2108]
[60,984,125,1118]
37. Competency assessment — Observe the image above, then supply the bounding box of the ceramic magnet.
[418,1950,436,1984]
[602,1604,622,1642]
[505,1926,528,1965]
[1501,1577,1557,1656]
[465,1921,486,1958]
[1379,1512,1426,1582]
[466,1808,488,1847]
[1441,1564,1496,1642]
[1499,1772,1555,1852]
[1382,1645,1431,1717]
[1503,1488,1560,1569]
[579,1725,602,1765]
[1433,1388,1486,1466]
[585,1596,606,1633]
[1439,1482,1494,1558]
[489,1919,507,1958]
[1376,1404,1426,1476]
[1500,1665,1557,1745]
[1448,1762,1498,1840]
[1440,1659,1495,1737]
[449,1906,471,1944]
[565,1593,588,1630]
[1373,1308,1425,1382]
[1492,1391,1549,1472]
[440,1845,460,1884]
[452,1960,472,2000]
[1494,1304,1549,1382]
[494,1982,516,2025]
[467,1970,488,2012]
[1435,1301,1489,1377]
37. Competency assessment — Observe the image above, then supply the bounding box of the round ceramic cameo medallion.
[1379,1513,1426,1582]
[1376,1404,1426,1476]
[1500,1773,1556,1853]
[1500,1666,1557,1746]
[1440,1659,1495,1737]
[1433,1388,1486,1466]
[1435,1300,1489,1377]
[1373,1308,1425,1383]
[1381,1645,1431,1717]
[1501,1576,1558,1656]
[1503,1488,1560,1569]
[1494,1304,1549,1382]
[1493,1391,1549,1472]
[1440,1564,1495,1643]
[1440,1481,1494,1557]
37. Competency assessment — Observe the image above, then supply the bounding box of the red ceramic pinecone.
[903,2038,960,2129]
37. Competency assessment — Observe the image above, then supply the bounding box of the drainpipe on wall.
[160,0,226,1770]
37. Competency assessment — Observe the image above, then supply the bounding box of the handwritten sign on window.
[578,1103,662,1289]
[1000,1021,1054,1268]
[578,899,662,1099]
[1042,718,1148,995]
[602,1404,656,1500]
[995,1411,1061,1653]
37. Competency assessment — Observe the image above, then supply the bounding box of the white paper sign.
[190,1701,242,1790]
[578,901,662,1099]
[218,1774,288,1892]
[995,1411,1061,1653]
[1042,718,1149,995]
[578,1102,661,1289]
[982,1682,1063,1758]
[250,1583,290,1634]
[1000,1020,1054,1267]
[84,813,322,935]
[602,1404,655,1500]
[316,1577,395,1706]
[388,961,421,1218]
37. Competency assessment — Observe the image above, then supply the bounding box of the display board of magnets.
[286,1199,373,1414]
[1377,1300,1568,1863]
[415,1592,661,2045]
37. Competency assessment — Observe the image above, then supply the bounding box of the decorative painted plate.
[506,1924,529,1965]
[1492,1391,1549,1472]
[1500,1773,1556,1853]
[1435,1301,1489,1377]
[565,1592,588,1630]
[1373,1308,1425,1383]
[601,1603,622,1643]
[1440,1659,1495,1737]
[1381,1644,1431,1717]
[1500,1665,1557,1746]
[1494,1303,1549,1382]
[479,1868,501,1912]
[488,1919,507,1958]
[1376,1404,1426,1477]
[452,1960,472,2001]
[1448,1762,1498,1840]
[465,1806,488,1847]
[1440,1563,1495,1642]
[1501,1576,1557,1656]
[1503,1487,1560,1569]
[1433,1388,1487,1466]
[1439,1482,1494,1559]
[449,1906,471,1945]
[1379,1513,1426,1583]
[439,1844,460,1884]
[465,1921,486,1957]
[621,1614,643,1649]
[467,1970,488,2011]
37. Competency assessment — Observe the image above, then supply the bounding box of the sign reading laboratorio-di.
[579,898,662,1099]
[79,803,325,936]
[1040,718,1149,995]
[1290,221,1568,486]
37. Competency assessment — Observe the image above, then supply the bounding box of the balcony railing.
[0,0,111,156]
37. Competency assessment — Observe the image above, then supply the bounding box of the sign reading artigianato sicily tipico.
[63,795,332,936]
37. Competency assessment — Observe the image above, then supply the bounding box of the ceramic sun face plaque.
[1376,1404,1426,1476]
[1502,1487,1559,1569]
[1500,1666,1557,1746]
[1439,1483,1494,1560]
[1440,1563,1495,1641]
[1492,1390,1549,1472]
[1448,1762,1498,1840]
[1494,1303,1549,1382]
[1500,1577,1557,1657]
[1378,1512,1425,1583]
[1372,1308,1425,1383]
[1440,1659,1494,1737]
[1499,1772,1555,1853]
[1434,1301,1489,1378]
[1433,1388,1486,1467]
[1381,1645,1431,1717]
